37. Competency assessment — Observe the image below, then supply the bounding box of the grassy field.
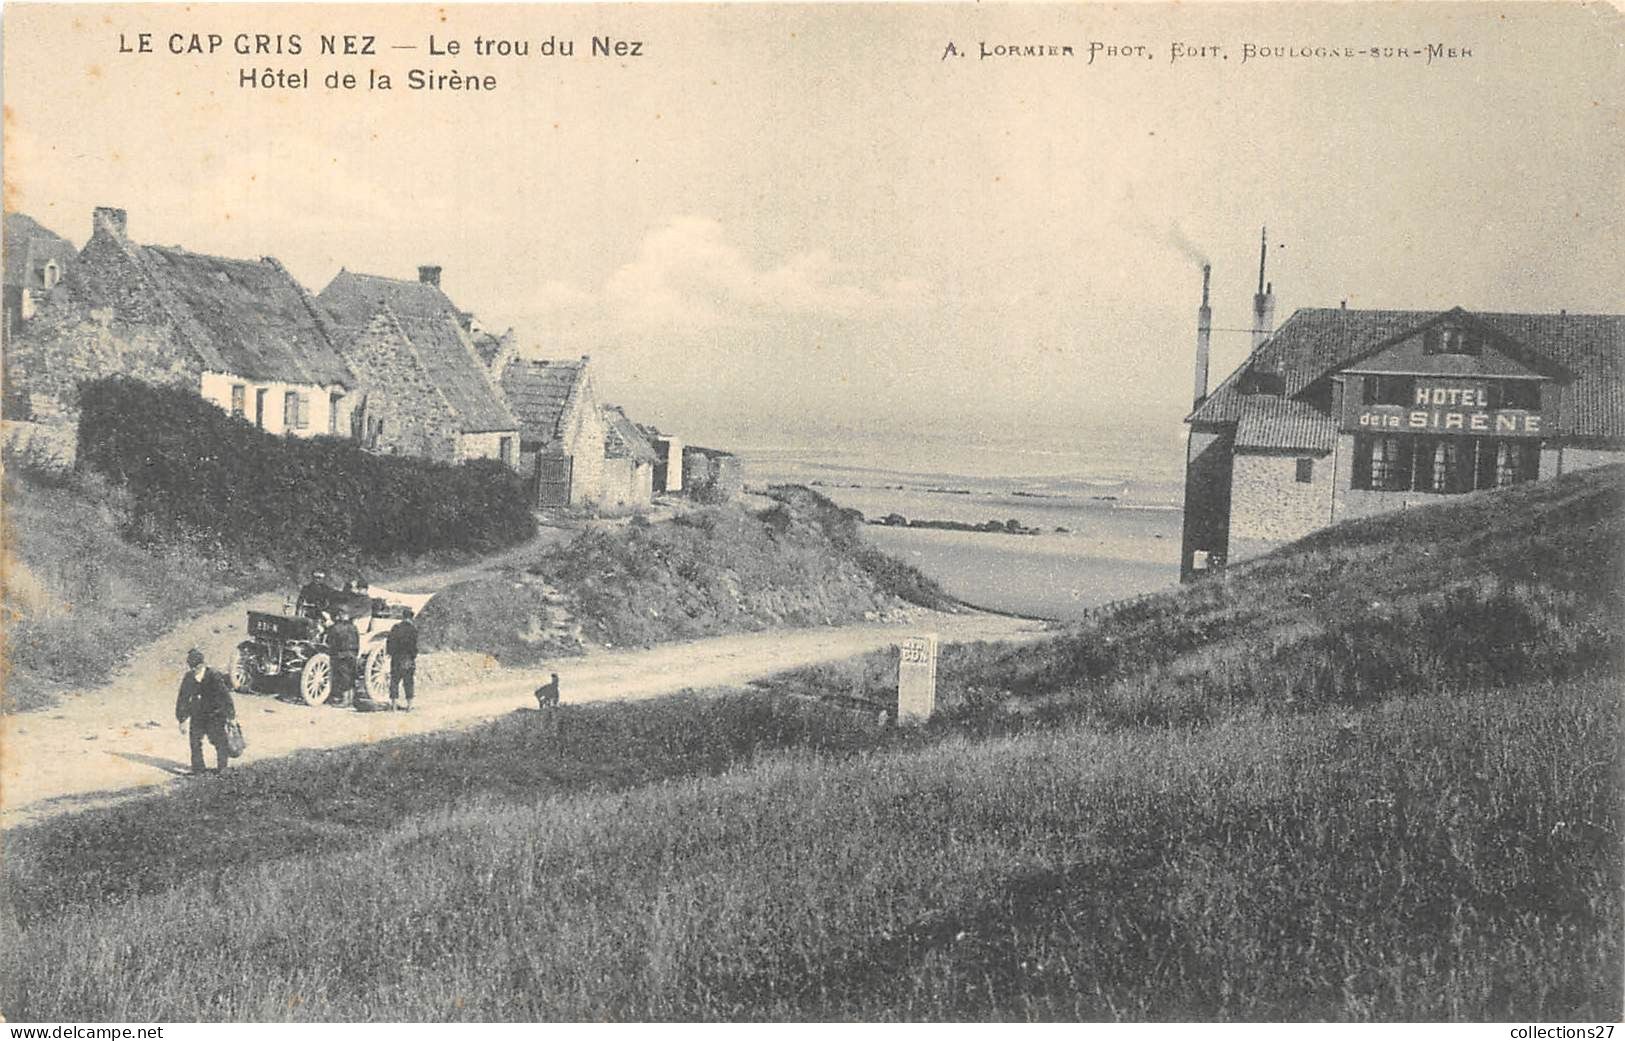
[2,466,1620,1020]
[420,484,957,665]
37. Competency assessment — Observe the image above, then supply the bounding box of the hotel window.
[230,384,246,418]
[1496,380,1542,411]
[1354,435,1534,494]
[1495,442,1539,486]
[1295,458,1314,483]
[1423,325,1483,356]
[1355,435,1410,491]
[1361,375,1412,406]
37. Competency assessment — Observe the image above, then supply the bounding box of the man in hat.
[326,605,363,708]
[385,606,419,712]
[176,648,236,775]
[297,569,335,620]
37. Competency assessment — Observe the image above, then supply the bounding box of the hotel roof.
[1190,307,1625,448]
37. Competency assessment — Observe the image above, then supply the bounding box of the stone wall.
[682,448,744,502]
[558,373,608,506]
[1228,449,1335,547]
[600,456,634,509]
[455,429,519,468]
[337,318,461,463]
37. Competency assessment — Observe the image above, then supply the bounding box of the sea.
[735,429,1186,621]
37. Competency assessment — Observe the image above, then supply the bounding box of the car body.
[230,584,433,705]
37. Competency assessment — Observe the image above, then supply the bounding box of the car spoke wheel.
[363,651,391,702]
[228,644,260,692]
[300,652,334,705]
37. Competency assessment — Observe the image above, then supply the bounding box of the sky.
[5,3,1622,457]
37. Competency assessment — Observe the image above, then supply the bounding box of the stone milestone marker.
[896,633,939,724]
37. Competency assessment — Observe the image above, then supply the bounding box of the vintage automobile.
[228,582,433,705]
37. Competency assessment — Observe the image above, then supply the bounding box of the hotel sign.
[1351,379,1544,438]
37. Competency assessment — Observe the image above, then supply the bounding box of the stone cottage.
[3,212,76,339]
[498,355,608,508]
[319,267,520,466]
[601,405,658,509]
[682,445,745,502]
[5,207,356,434]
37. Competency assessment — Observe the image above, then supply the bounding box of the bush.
[75,377,535,565]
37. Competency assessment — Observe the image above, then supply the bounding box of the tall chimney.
[1193,264,1213,407]
[92,206,128,242]
[417,265,442,288]
[1250,226,1276,349]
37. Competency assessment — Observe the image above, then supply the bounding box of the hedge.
[76,377,535,564]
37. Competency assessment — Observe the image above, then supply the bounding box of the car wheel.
[300,652,334,705]
[228,643,261,692]
[362,651,391,701]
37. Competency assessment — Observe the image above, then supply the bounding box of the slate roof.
[499,356,590,447]
[1234,396,1339,453]
[3,213,75,290]
[82,235,355,388]
[318,272,518,434]
[388,314,519,433]
[1191,307,1625,446]
[602,405,658,463]
[320,269,460,323]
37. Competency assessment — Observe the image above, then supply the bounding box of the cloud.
[601,216,927,330]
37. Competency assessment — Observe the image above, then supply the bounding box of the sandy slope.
[1,605,1047,826]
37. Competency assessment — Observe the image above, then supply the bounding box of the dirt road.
[2,610,1049,826]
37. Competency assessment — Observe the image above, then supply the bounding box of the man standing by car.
[176,648,236,775]
[386,607,419,712]
[328,606,364,709]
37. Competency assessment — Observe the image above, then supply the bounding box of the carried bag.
[225,719,247,758]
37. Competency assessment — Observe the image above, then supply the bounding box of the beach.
[738,437,1183,620]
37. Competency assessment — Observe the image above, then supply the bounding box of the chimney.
[1250,226,1276,349]
[417,265,442,288]
[92,206,128,242]
[1193,264,1213,407]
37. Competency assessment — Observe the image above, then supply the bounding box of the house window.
[329,392,343,434]
[254,388,267,429]
[499,436,514,466]
[1294,458,1314,484]
[41,261,60,290]
[284,391,310,429]
[1423,325,1483,356]
[230,384,246,418]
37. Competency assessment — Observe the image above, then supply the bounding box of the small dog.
[534,673,561,709]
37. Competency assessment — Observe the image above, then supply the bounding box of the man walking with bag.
[176,648,237,775]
